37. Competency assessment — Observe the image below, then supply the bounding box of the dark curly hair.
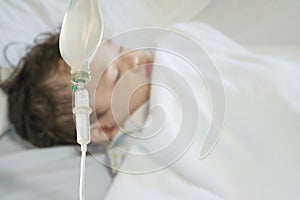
[0,32,76,147]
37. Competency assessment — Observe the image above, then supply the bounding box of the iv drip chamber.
[59,0,104,75]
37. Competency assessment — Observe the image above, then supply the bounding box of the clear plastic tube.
[73,81,92,145]
[79,144,87,200]
[73,81,91,200]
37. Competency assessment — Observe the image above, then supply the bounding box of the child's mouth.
[145,63,153,78]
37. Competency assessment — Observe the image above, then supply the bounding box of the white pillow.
[0,90,9,137]
[0,67,15,136]
[0,0,68,67]
[0,71,9,136]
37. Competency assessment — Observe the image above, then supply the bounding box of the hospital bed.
[0,1,299,200]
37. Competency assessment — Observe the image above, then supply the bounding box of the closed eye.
[96,108,109,119]
[114,69,120,84]
[119,46,124,53]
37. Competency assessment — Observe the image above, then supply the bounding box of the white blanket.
[0,131,112,200]
[104,23,300,200]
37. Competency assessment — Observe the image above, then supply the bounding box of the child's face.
[86,40,153,143]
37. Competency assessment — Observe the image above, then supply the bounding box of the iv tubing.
[73,81,91,200]
[59,1,104,199]
[80,144,87,200]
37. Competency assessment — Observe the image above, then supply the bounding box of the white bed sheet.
[0,131,112,200]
